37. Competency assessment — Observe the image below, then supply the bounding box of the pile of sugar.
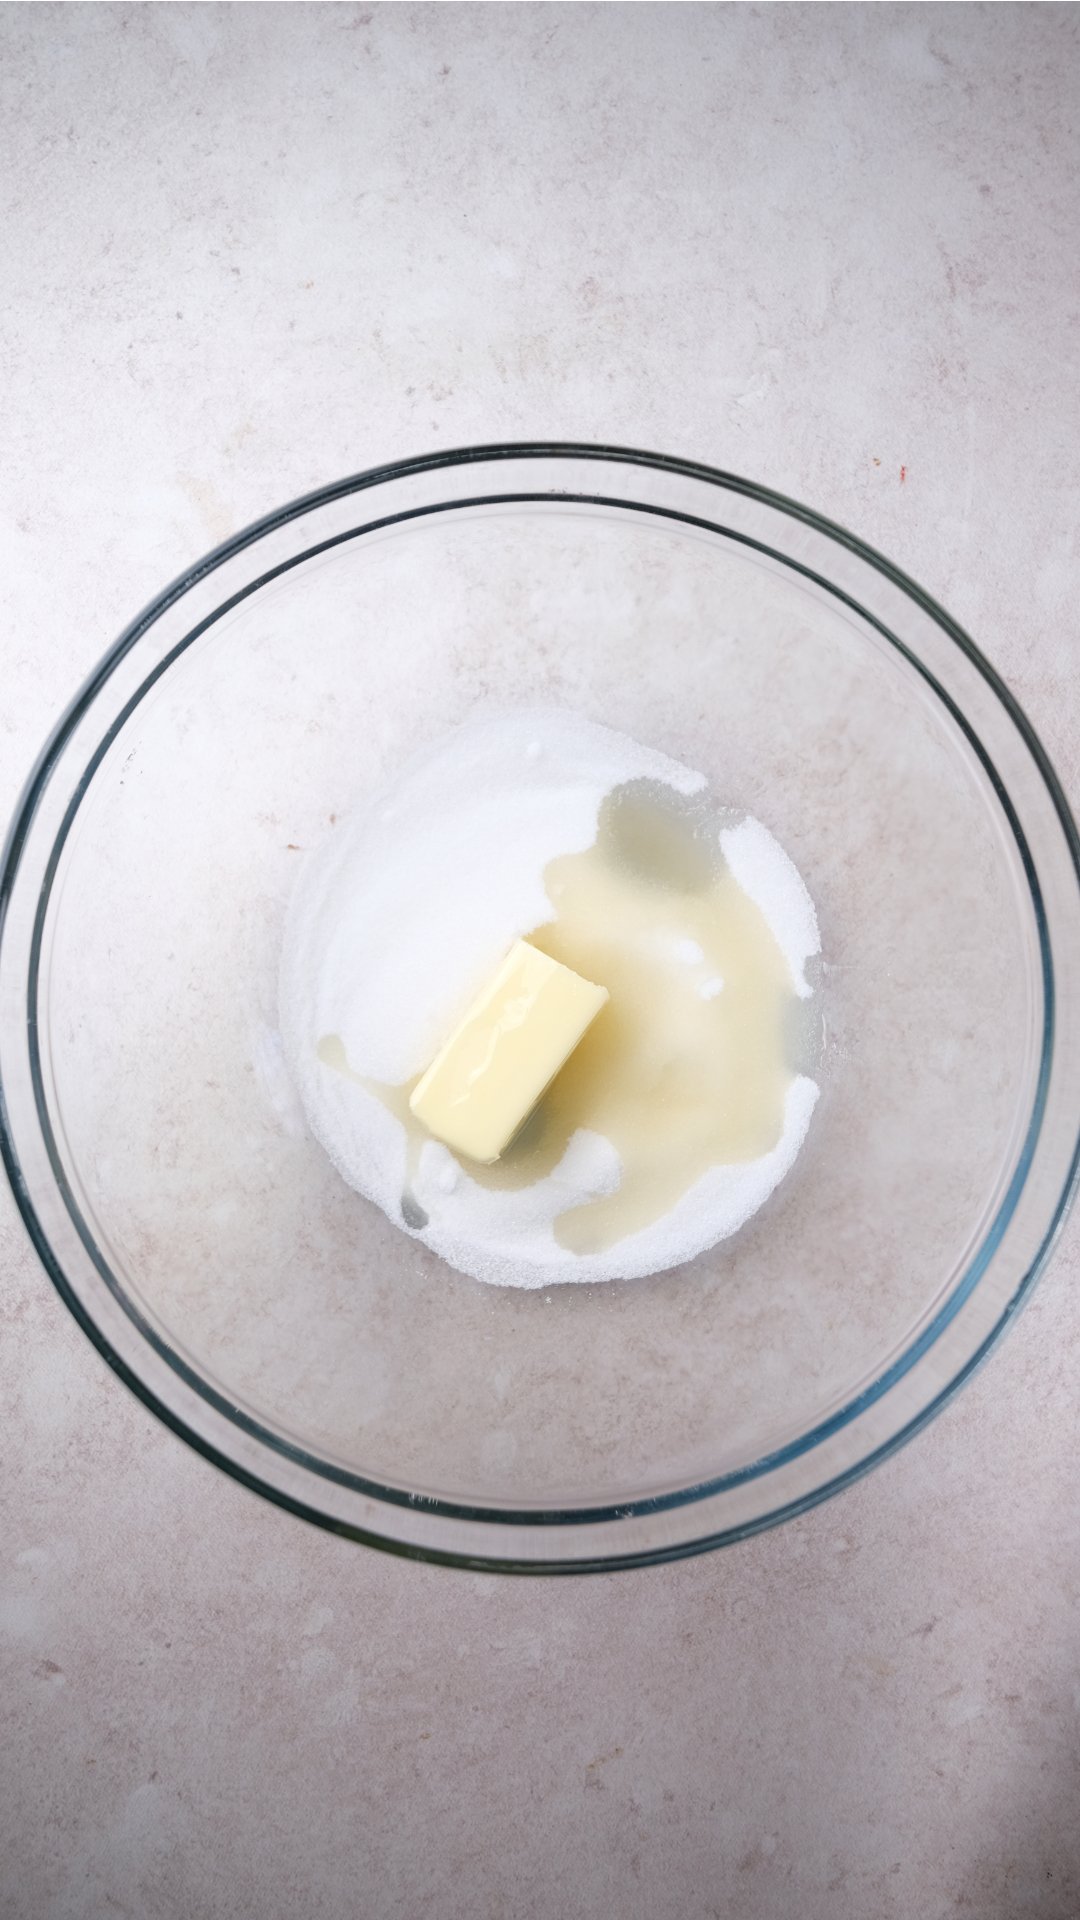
[279,711,820,1288]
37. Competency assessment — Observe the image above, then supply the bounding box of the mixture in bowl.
[279,710,821,1287]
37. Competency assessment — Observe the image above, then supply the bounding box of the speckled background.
[2,5,1079,1916]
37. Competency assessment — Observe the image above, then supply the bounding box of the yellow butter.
[409,940,609,1164]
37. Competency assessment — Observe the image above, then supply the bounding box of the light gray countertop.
[3,6,1079,1915]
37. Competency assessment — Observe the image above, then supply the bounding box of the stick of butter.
[409,940,609,1164]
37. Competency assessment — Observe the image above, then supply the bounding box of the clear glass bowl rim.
[3,440,1080,1573]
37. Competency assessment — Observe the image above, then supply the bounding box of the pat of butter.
[409,940,609,1164]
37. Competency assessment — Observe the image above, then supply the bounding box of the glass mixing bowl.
[3,444,1079,1570]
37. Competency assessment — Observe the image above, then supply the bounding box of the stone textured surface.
[2,5,1079,1915]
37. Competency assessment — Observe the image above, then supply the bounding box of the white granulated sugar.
[280,711,820,1288]
[721,815,820,999]
[283,710,704,1088]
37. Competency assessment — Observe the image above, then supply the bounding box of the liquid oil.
[325,782,809,1256]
